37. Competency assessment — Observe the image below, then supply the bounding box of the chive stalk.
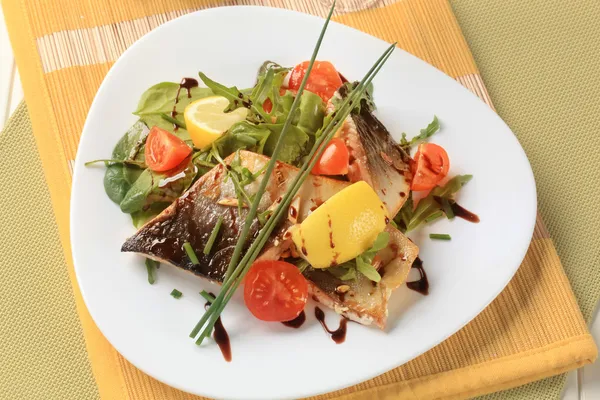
[425,211,443,223]
[183,242,200,265]
[440,197,455,219]
[429,233,451,241]
[145,258,158,285]
[203,216,223,255]
[200,290,216,303]
[170,289,183,299]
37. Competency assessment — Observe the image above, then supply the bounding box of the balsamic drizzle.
[281,310,306,329]
[204,293,232,362]
[171,77,198,131]
[315,307,348,344]
[406,257,429,295]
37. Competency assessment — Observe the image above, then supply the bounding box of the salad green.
[99,61,327,228]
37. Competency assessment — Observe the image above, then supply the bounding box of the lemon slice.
[289,181,389,269]
[184,96,248,148]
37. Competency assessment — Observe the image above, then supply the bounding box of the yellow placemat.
[1,1,597,399]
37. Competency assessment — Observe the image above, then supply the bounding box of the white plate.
[71,6,536,400]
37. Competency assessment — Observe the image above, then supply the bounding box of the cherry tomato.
[288,61,343,102]
[410,143,450,191]
[145,126,192,172]
[244,260,308,322]
[311,138,350,176]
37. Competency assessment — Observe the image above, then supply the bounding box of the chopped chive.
[425,211,444,223]
[295,259,310,273]
[203,216,223,255]
[257,209,273,226]
[145,258,159,285]
[200,290,216,303]
[429,233,452,241]
[160,113,187,129]
[183,242,200,265]
[440,197,455,219]
[170,289,183,299]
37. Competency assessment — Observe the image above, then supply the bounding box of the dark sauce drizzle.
[204,293,232,362]
[171,77,198,131]
[451,202,480,223]
[281,310,306,328]
[406,257,429,295]
[433,196,480,223]
[315,307,348,344]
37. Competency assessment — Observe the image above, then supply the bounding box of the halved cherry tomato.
[288,61,343,102]
[244,260,308,322]
[311,138,350,176]
[410,143,450,191]
[145,127,192,172]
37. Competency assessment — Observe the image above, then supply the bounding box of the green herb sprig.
[145,258,159,284]
[204,216,223,255]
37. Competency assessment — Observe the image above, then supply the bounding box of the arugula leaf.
[223,121,271,154]
[198,72,252,113]
[356,256,381,282]
[405,175,472,232]
[368,231,390,253]
[327,232,389,283]
[328,263,358,281]
[400,116,440,151]
[119,157,196,214]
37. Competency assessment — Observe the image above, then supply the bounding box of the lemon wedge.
[289,181,389,269]
[184,96,248,148]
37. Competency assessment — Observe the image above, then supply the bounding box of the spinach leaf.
[133,81,212,140]
[102,121,149,204]
[103,165,131,205]
[131,202,170,229]
[134,82,213,117]
[120,157,196,214]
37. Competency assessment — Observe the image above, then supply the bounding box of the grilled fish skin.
[333,87,412,217]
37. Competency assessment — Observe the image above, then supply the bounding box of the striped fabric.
[1,0,596,399]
